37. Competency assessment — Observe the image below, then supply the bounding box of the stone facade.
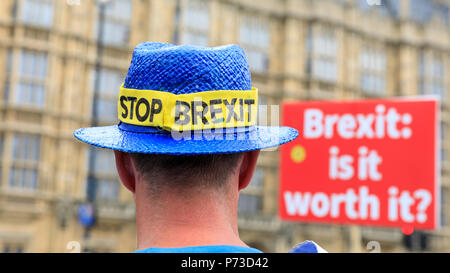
[0,0,448,252]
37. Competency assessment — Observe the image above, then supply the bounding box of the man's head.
[74,42,298,249]
[114,150,260,200]
[113,150,260,248]
[129,152,244,195]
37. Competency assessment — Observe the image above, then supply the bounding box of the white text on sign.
[303,105,412,140]
[284,187,432,223]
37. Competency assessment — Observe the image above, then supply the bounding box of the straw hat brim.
[74,125,298,155]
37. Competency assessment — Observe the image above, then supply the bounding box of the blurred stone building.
[0,0,448,252]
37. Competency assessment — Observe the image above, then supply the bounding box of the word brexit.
[120,96,256,126]
[304,104,413,140]
[118,87,258,131]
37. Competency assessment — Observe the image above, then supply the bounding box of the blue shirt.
[289,241,327,253]
[135,245,263,253]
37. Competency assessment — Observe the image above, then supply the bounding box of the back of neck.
[135,187,246,250]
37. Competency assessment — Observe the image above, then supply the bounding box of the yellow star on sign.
[291,145,306,163]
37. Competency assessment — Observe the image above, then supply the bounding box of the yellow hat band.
[118,84,258,132]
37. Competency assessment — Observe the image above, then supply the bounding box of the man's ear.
[238,150,260,191]
[114,151,137,193]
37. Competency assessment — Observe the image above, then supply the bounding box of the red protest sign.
[279,98,440,230]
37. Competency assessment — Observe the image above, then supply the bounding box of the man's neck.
[135,187,246,250]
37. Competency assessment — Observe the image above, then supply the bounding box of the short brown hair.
[130,153,243,193]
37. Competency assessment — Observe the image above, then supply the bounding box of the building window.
[0,134,4,159]
[0,134,3,185]
[238,168,264,213]
[239,15,270,73]
[307,26,338,82]
[174,0,210,46]
[8,50,48,108]
[88,63,123,200]
[410,0,434,23]
[409,0,449,25]
[436,3,450,26]
[248,167,264,190]
[92,148,117,176]
[97,179,120,202]
[20,0,54,28]
[419,51,447,99]
[88,148,119,202]
[9,134,40,191]
[441,122,446,164]
[360,46,386,95]
[4,51,13,102]
[93,69,124,123]
[100,0,132,47]
[6,51,13,74]
[442,187,448,227]
[238,194,262,213]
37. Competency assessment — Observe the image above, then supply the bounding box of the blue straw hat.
[74,42,298,155]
